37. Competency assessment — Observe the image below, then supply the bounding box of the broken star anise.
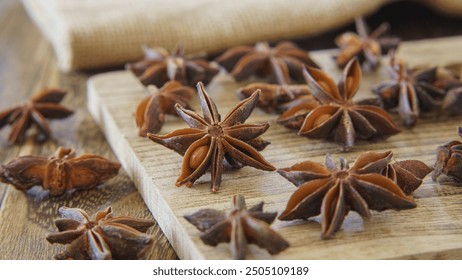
[278,151,416,239]
[383,160,433,195]
[372,53,446,127]
[0,147,120,196]
[184,194,289,259]
[47,206,154,260]
[126,44,219,88]
[433,127,462,183]
[135,81,195,136]
[216,41,319,85]
[297,58,400,151]
[335,17,400,71]
[0,88,73,144]
[148,82,275,192]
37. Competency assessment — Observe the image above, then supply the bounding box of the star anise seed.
[0,88,73,144]
[184,194,289,259]
[46,207,154,260]
[433,127,462,183]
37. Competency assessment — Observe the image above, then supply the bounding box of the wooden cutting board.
[87,36,462,260]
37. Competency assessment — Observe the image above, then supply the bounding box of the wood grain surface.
[87,37,462,260]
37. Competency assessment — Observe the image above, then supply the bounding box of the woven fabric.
[21,0,462,71]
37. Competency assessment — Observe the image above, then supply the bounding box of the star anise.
[46,206,154,260]
[297,58,400,151]
[372,53,446,127]
[0,147,120,196]
[278,151,416,239]
[126,44,219,88]
[148,82,275,192]
[135,81,195,136]
[335,17,400,71]
[184,194,289,259]
[433,127,462,183]
[236,83,314,114]
[216,41,319,85]
[0,88,73,144]
[436,65,462,116]
[383,160,433,195]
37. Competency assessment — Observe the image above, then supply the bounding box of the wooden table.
[1,0,462,260]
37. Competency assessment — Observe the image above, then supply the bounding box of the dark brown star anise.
[278,151,416,239]
[148,82,275,192]
[184,194,289,259]
[433,127,462,183]
[126,44,219,88]
[216,41,319,84]
[297,58,400,151]
[135,81,195,136]
[335,17,400,71]
[436,65,462,116]
[47,206,154,260]
[236,83,313,113]
[0,88,73,144]
[0,147,120,196]
[383,160,433,195]
[372,53,446,127]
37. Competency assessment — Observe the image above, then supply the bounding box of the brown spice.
[184,194,289,259]
[384,160,433,195]
[433,127,462,183]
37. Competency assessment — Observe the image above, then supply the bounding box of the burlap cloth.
[22,0,462,72]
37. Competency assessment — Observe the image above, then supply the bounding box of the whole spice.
[335,17,400,71]
[278,151,416,239]
[372,53,445,127]
[216,41,319,85]
[0,88,73,144]
[436,65,462,116]
[135,81,195,136]
[148,82,275,192]
[126,44,219,88]
[297,58,400,151]
[433,127,462,183]
[184,194,289,259]
[47,206,154,260]
[0,147,120,196]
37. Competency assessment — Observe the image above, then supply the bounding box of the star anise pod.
[47,206,154,260]
[184,194,289,259]
[433,127,462,183]
[216,41,319,85]
[435,65,462,116]
[236,83,314,114]
[0,147,120,196]
[383,160,433,195]
[335,17,400,71]
[0,88,73,144]
[135,81,195,136]
[278,151,416,239]
[148,82,275,192]
[372,53,446,127]
[297,58,400,151]
[126,44,219,88]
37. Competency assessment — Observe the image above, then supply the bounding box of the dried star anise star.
[184,194,289,259]
[433,127,462,183]
[0,88,73,144]
[216,41,319,84]
[278,151,416,239]
[148,82,275,192]
[372,53,446,127]
[47,207,154,260]
[296,58,400,151]
[436,65,462,116]
[0,147,120,196]
[135,81,195,136]
[126,44,219,88]
[335,17,400,71]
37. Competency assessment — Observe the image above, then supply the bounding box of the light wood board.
[87,36,462,259]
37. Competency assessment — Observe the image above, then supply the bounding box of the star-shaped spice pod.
[433,127,462,183]
[278,151,417,239]
[216,41,319,84]
[372,53,446,127]
[0,147,120,196]
[46,207,154,260]
[0,88,73,144]
[126,44,219,88]
[135,81,195,136]
[148,82,275,192]
[296,58,400,151]
[184,194,289,259]
[335,17,400,71]
[436,65,462,116]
